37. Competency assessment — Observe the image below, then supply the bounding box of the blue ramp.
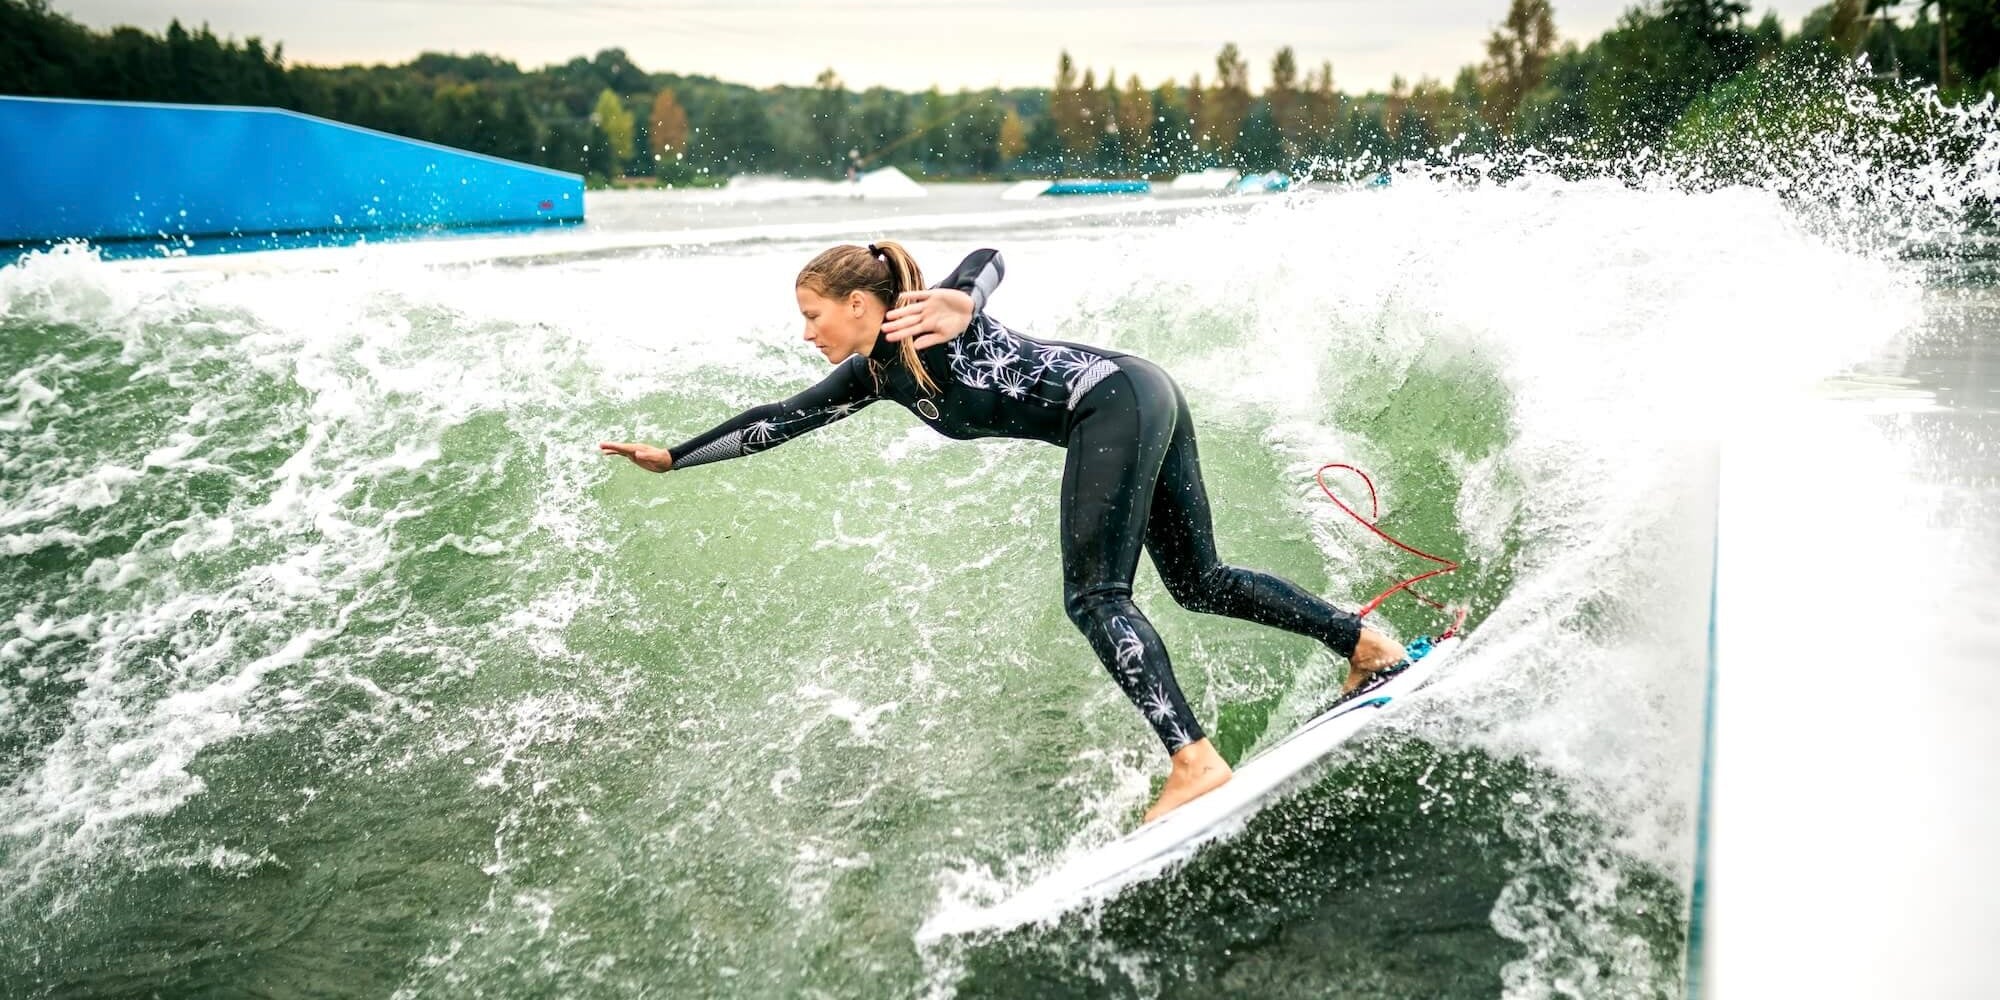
[0,95,583,245]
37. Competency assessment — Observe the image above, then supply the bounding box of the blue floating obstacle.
[1041,178,1151,197]
[0,96,584,247]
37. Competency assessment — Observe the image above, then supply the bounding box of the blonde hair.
[796,241,939,396]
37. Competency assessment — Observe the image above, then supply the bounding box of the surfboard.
[917,634,1458,941]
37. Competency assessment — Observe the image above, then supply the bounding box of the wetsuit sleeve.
[666,355,881,471]
[931,248,1005,314]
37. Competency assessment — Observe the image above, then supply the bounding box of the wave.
[1,75,1987,995]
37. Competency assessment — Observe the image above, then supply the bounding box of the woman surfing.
[599,242,1410,824]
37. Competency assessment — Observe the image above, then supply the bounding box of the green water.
[1,186,1754,998]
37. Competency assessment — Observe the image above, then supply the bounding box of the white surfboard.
[917,635,1459,941]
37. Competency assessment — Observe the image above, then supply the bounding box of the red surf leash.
[1315,462,1468,641]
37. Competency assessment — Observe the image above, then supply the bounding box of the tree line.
[3,0,1995,185]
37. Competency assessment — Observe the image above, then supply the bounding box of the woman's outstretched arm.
[601,354,881,473]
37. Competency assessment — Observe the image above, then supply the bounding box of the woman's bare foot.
[1143,738,1233,824]
[1341,627,1409,694]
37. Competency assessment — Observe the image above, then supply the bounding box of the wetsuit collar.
[866,328,901,364]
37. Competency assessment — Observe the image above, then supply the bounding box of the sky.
[55,0,1834,94]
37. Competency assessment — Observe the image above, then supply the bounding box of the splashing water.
[2,70,1994,999]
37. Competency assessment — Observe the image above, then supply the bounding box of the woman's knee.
[1064,581,1136,629]
[1160,562,1241,615]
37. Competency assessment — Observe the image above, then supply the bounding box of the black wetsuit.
[667,250,1365,756]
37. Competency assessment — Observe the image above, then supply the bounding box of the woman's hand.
[882,288,975,350]
[599,441,673,473]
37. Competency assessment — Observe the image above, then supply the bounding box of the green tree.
[915,85,949,173]
[691,90,775,173]
[1235,106,1283,169]
[1826,0,1870,53]
[1268,46,1305,161]
[1481,0,1558,135]
[1301,61,1340,163]
[648,88,691,181]
[856,86,909,163]
[592,87,636,174]
[1097,66,1122,166]
[1145,80,1191,172]
[1115,73,1152,169]
[1344,103,1393,163]
[1517,3,1758,156]
[810,67,850,172]
[490,87,538,161]
[1872,0,2000,92]
[1185,73,1209,161]
[1075,67,1102,163]
[1051,51,1089,163]
[998,106,1028,163]
[1451,66,1493,152]
[1024,107,1065,169]
[1207,43,1252,159]
[925,91,1007,175]
[17,0,1994,190]
[429,80,492,152]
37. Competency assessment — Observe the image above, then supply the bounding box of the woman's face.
[795,285,883,364]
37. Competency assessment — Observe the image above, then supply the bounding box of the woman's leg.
[1059,367,1206,757]
[1120,359,1373,660]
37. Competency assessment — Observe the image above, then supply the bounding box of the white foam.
[913,169,1925,976]
[3,115,1978,992]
